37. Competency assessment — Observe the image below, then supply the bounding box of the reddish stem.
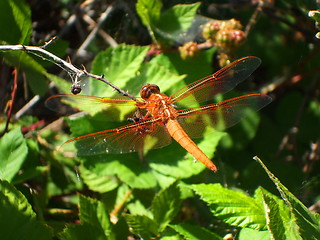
[0,68,18,137]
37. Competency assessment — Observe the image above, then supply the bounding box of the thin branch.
[72,5,113,60]
[0,41,137,100]
[1,69,18,137]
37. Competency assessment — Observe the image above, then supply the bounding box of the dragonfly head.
[140,84,160,99]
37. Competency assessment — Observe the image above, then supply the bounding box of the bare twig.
[72,5,114,60]
[244,1,264,37]
[0,41,136,100]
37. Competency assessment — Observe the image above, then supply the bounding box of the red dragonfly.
[48,56,272,172]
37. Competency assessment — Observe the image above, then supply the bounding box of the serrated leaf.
[260,188,301,240]
[79,163,119,193]
[59,223,107,240]
[0,0,32,44]
[125,214,159,238]
[170,223,221,240]
[191,183,266,230]
[0,180,52,239]
[90,45,150,97]
[254,157,320,239]
[0,127,28,182]
[152,181,182,231]
[79,194,113,238]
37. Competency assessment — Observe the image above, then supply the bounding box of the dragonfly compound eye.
[140,84,160,99]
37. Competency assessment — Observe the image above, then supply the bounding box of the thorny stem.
[0,39,137,101]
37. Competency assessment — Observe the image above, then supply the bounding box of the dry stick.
[82,11,118,47]
[244,1,263,37]
[0,40,137,99]
[72,5,114,60]
[6,4,124,118]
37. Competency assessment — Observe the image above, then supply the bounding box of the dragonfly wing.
[65,119,172,156]
[177,94,272,138]
[171,56,261,107]
[46,94,141,113]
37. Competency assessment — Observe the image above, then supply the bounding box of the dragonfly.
[47,56,272,172]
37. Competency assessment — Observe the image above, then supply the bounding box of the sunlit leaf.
[0,180,52,239]
[156,3,201,34]
[238,228,270,240]
[254,156,320,239]
[191,183,266,230]
[91,44,150,97]
[79,195,113,238]
[125,214,159,238]
[0,128,28,182]
[0,0,31,44]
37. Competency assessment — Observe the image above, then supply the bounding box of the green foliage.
[136,0,201,44]
[0,128,28,182]
[0,0,31,44]
[0,180,52,239]
[170,223,221,240]
[1,0,320,239]
[191,183,267,230]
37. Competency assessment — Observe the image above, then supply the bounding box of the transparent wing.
[46,94,142,113]
[64,118,172,156]
[171,56,261,107]
[177,94,272,138]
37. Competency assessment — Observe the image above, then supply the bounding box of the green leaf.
[149,130,225,178]
[0,0,31,44]
[191,183,266,230]
[128,54,186,96]
[170,223,221,240]
[254,156,320,239]
[125,214,159,238]
[79,163,119,193]
[156,3,201,34]
[81,154,157,190]
[238,228,270,240]
[59,224,107,240]
[259,188,301,240]
[152,181,182,231]
[127,200,152,219]
[25,68,48,97]
[79,195,113,238]
[90,44,150,97]
[136,0,162,41]
[0,127,28,182]
[46,73,73,95]
[0,180,52,239]
[0,50,47,96]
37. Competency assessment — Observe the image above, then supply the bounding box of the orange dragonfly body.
[48,56,272,171]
